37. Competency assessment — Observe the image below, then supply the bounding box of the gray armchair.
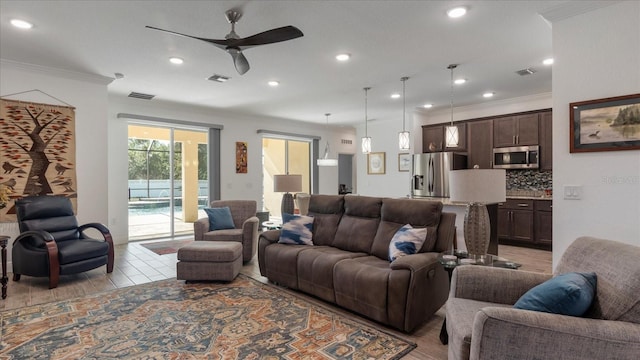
[193,200,258,262]
[446,236,640,360]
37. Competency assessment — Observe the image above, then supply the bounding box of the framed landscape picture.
[367,152,385,174]
[570,93,640,153]
[398,153,411,172]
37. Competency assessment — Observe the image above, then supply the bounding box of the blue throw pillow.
[514,272,597,317]
[204,207,235,231]
[278,213,314,245]
[389,224,428,262]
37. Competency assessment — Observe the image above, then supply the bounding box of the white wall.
[108,96,356,242]
[0,60,112,260]
[550,1,640,266]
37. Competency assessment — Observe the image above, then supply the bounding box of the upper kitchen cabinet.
[539,111,553,170]
[421,123,466,153]
[493,113,539,147]
[422,125,443,152]
[467,119,493,169]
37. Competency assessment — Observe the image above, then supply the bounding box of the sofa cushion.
[202,228,243,242]
[388,224,428,261]
[263,243,311,289]
[370,199,442,260]
[279,213,314,245]
[332,196,382,253]
[204,207,235,231]
[514,272,597,317]
[308,195,344,246]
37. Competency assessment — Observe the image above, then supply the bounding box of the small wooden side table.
[0,235,8,299]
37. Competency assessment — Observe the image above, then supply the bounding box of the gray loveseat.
[258,194,456,332]
[446,236,640,360]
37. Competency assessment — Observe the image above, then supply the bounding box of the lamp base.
[463,203,491,255]
[281,192,294,215]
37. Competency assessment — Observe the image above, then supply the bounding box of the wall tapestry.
[236,141,247,173]
[0,99,77,221]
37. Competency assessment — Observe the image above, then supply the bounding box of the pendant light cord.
[448,64,457,126]
[364,87,370,136]
[401,77,408,131]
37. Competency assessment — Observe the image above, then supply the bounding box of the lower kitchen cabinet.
[498,199,551,250]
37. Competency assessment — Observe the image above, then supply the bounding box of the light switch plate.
[563,185,582,200]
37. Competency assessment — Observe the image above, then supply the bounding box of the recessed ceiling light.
[447,6,467,18]
[543,58,554,65]
[454,78,466,85]
[169,57,184,65]
[423,104,433,109]
[268,80,279,87]
[10,19,33,29]
[391,93,401,99]
[483,92,495,98]
[336,53,351,61]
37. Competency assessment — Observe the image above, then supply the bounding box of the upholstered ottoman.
[177,241,242,281]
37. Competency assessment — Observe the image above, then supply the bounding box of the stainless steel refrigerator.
[411,152,467,198]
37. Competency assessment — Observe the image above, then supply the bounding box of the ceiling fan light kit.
[146,8,304,75]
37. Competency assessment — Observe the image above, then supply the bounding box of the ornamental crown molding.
[1,59,114,85]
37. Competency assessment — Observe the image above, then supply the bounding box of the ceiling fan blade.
[145,25,228,50]
[232,26,304,48]
[229,49,250,75]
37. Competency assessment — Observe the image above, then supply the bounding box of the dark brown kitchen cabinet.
[493,114,539,147]
[539,111,553,170]
[422,125,443,152]
[534,200,552,246]
[467,119,493,169]
[498,199,534,243]
[422,123,466,153]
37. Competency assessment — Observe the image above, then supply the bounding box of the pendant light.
[361,87,372,154]
[445,64,459,148]
[317,113,338,166]
[398,76,410,151]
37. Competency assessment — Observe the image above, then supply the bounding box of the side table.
[437,250,521,344]
[0,235,8,299]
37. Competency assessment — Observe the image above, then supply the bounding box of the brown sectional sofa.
[258,194,456,332]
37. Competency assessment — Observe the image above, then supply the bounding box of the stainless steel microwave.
[493,145,539,169]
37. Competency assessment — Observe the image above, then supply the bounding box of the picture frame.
[570,93,640,153]
[367,152,385,174]
[398,153,411,172]
[235,141,248,173]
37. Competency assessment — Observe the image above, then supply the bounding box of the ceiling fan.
[146,9,304,75]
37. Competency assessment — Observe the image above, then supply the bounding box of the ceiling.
[0,1,567,126]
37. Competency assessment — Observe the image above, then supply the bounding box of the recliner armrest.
[472,307,640,360]
[451,266,551,304]
[78,222,111,236]
[389,252,439,272]
[14,230,55,248]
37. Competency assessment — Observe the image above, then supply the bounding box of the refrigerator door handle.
[428,157,435,193]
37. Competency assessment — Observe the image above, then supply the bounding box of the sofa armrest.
[241,216,260,261]
[472,307,640,360]
[451,266,551,304]
[389,252,439,272]
[259,229,281,244]
[193,218,209,240]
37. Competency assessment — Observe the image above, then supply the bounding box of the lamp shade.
[449,169,506,204]
[274,174,302,193]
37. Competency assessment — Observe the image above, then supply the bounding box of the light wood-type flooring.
[1,241,552,360]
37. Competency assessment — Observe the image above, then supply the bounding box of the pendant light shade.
[445,64,459,148]
[398,76,410,151]
[361,87,372,154]
[317,113,338,167]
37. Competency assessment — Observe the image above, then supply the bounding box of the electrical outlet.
[563,185,582,200]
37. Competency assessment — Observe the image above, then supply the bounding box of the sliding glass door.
[263,137,310,219]
[128,124,208,240]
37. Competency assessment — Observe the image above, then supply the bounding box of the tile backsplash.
[506,169,552,191]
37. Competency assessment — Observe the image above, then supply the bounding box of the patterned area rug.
[1,275,416,359]
[140,239,193,255]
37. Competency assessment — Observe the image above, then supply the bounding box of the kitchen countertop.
[410,195,552,204]
[506,196,552,200]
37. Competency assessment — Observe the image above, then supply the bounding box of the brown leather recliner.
[12,195,114,289]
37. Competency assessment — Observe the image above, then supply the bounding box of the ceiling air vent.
[515,68,537,76]
[128,92,155,100]
[208,74,230,82]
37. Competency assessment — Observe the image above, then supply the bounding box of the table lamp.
[449,169,506,255]
[274,174,302,215]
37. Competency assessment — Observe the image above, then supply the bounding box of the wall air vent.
[128,92,155,100]
[515,68,537,76]
[341,139,353,145]
[208,74,231,82]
